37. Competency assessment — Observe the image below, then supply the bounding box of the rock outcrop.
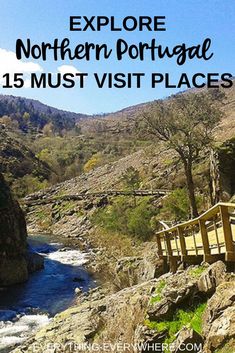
[0,173,29,286]
[202,281,235,352]
[115,243,164,289]
[197,261,227,294]
[174,327,203,353]
[0,173,43,286]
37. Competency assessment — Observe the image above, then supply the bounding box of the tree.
[121,166,141,191]
[83,153,102,173]
[42,122,54,137]
[143,90,224,218]
[23,112,30,122]
[121,167,141,206]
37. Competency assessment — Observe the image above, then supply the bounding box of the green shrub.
[92,196,156,241]
[12,175,49,198]
[145,302,207,352]
[121,166,141,190]
[127,198,156,239]
[159,188,190,221]
[189,266,206,279]
[83,153,102,173]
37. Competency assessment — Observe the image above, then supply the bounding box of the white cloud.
[0,49,82,89]
[57,65,81,76]
[0,48,43,86]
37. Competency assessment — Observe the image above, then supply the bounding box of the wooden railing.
[156,203,235,270]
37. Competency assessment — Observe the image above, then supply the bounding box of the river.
[0,234,94,352]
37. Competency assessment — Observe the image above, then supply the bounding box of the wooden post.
[164,231,172,257]
[156,235,163,258]
[220,205,235,261]
[178,226,187,260]
[169,257,178,273]
[192,226,198,256]
[199,219,214,263]
[213,219,221,254]
[174,231,180,256]
[164,232,178,272]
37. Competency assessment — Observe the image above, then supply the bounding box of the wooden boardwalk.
[156,203,235,272]
[24,189,169,206]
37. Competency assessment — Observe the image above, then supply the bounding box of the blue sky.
[0,0,234,114]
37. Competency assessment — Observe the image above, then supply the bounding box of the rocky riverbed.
[10,260,235,353]
[0,235,94,353]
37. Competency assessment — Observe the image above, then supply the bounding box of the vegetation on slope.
[145,302,207,352]
[92,196,157,241]
[0,85,234,214]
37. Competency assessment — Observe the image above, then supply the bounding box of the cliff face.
[0,173,28,286]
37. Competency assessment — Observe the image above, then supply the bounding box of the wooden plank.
[156,203,235,237]
[169,256,178,273]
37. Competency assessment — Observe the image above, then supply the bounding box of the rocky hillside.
[0,128,51,183]
[26,146,172,197]
[0,83,234,199]
[78,83,235,141]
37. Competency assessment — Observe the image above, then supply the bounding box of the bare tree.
[143,90,224,218]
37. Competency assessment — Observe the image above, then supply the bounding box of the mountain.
[78,82,235,141]
[0,83,235,198]
[0,127,53,197]
[0,95,89,132]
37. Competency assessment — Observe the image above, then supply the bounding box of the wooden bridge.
[24,189,169,206]
[156,202,235,272]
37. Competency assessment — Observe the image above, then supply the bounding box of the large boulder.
[202,281,235,352]
[115,242,164,289]
[0,173,28,285]
[197,261,226,295]
[147,297,174,321]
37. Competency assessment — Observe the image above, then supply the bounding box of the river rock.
[75,287,82,295]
